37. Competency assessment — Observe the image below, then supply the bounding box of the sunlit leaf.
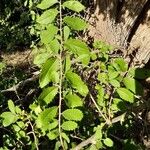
[123,77,143,95]
[113,58,128,72]
[63,1,85,12]
[8,100,15,114]
[37,0,58,10]
[103,138,113,147]
[37,9,58,24]
[65,39,90,65]
[36,107,58,131]
[65,92,83,108]
[117,88,134,103]
[38,86,58,104]
[62,109,83,121]
[62,121,78,131]
[66,71,89,96]
[64,16,88,31]
[40,24,58,44]
[39,58,59,88]
[47,129,58,140]
[1,112,18,127]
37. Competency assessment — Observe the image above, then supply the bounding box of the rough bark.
[89,0,150,67]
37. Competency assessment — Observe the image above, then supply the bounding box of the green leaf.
[123,77,143,95]
[64,26,70,41]
[62,109,83,121]
[65,39,90,65]
[66,71,89,96]
[34,53,50,67]
[63,1,85,12]
[117,88,134,103]
[40,24,58,44]
[48,120,58,131]
[37,9,58,24]
[93,41,113,52]
[65,55,71,73]
[8,100,15,114]
[113,58,128,72]
[38,86,58,104]
[103,138,113,147]
[1,112,18,127]
[36,107,58,130]
[47,129,58,140]
[39,58,59,88]
[48,39,60,54]
[95,126,102,140]
[96,85,104,106]
[110,79,120,87]
[108,71,119,80]
[37,0,58,10]
[129,68,150,79]
[65,92,83,108]
[98,73,108,84]
[64,16,88,31]
[61,132,70,143]
[61,121,78,131]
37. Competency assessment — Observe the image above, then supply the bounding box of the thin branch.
[71,135,95,150]
[90,94,110,124]
[28,119,39,150]
[58,0,65,149]
[1,74,38,93]
[72,113,126,150]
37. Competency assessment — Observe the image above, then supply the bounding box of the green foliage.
[66,71,89,96]
[62,109,83,121]
[36,107,58,131]
[103,138,114,147]
[65,92,83,108]
[117,88,135,103]
[63,1,85,12]
[64,16,88,31]
[37,0,58,10]
[1,112,18,127]
[62,121,78,131]
[0,0,149,149]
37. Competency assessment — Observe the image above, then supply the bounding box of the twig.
[1,74,38,93]
[108,89,116,121]
[71,135,95,150]
[28,119,39,150]
[72,113,127,150]
[58,0,65,149]
[90,94,110,124]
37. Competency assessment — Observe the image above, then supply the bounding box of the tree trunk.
[88,0,150,67]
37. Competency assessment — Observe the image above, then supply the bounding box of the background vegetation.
[0,0,150,150]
